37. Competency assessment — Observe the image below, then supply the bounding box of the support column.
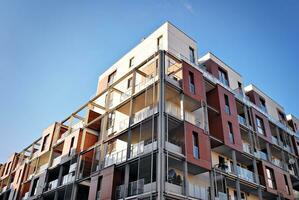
[232,150,241,200]
[209,171,215,200]
[124,164,130,197]
[253,158,263,200]
[157,50,166,200]
[266,143,272,161]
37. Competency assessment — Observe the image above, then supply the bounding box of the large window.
[192,131,199,159]
[106,112,115,130]
[107,71,116,86]
[266,167,276,189]
[228,122,234,144]
[224,94,231,115]
[189,47,195,63]
[218,68,229,86]
[189,71,195,94]
[256,116,265,135]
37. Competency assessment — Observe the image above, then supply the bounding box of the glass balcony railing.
[242,143,251,154]
[271,136,279,145]
[256,150,268,161]
[165,101,182,119]
[132,105,158,125]
[238,115,247,126]
[237,166,256,183]
[47,179,58,191]
[104,148,127,167]
[107,118,130,136]
[128,179,144,196]
[134,75,158,94]
[188,183,209,199]
[272,158,283,168]
[115,184,125,199]
[185,112,201,127]
[130,140,157,159]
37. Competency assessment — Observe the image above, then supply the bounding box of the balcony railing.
[185,111,201,128]
[115,184,125,199]
[188,183,208,199]
[272,158,283,168]
[271,136,279,145]
[134,75,158,94]
[104,148,127,167]
[107,118,130,136]
[62,173,75,185]
[52,155,62,167]
[237,166,256,183]
[242,143,251,154]
[132,105,158,124]
[165,101,182,119]
[47,179,58,191]
[130,140,157,159]
[128,179,144,196]
[238,115,247,126]
[255,150,268,161]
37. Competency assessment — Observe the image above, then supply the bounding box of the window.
[278,110,286,122]
[106,112,115,130]
[127,78,133,89]
[129,57,134,68]
[107,71,116,86]
[192,132,199,159]
[256,116,265,135]
[259,97,267,113]
[41,134,49,151]
[266,167,276,189]
[31,178,39,196]
[189,71,195,94]
[224,94,231,115]
[157,36,163,50]
[189,47,195,63]
[68,137,75,156]
[228,122,234,144]
[237,82,243,96]
[218,68,229,86]
[284,174,290,194]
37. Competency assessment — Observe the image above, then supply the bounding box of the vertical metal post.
[232,150,241,200]
[157,50,165,200]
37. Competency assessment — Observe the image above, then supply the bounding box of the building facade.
[1,22,299,200]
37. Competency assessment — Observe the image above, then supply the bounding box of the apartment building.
[0,22,299,200]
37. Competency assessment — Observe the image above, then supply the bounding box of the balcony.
[272,158,283,168]
[130,140,157,159]
[185,112,201,128]
[219,77,229,87]
[165,101,182,120]
[255,150,268,161]
[238,115,247,126]
[271,136,279,145]
[47,179,58,191]
[128,179,144,196]
[134,75,158,94]
[132,105,158,125]
[188,183,209,199]
[62,173,75,185]
[165,74,182,88]
[52,155,62,167]
[107,118,129,136]
[242,143,251,154]
[165,140,182,155]
[236,166,256,183]
[104,148,127,167]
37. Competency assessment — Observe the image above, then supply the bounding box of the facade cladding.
[1,22,299,200]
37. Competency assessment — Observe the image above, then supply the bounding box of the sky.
[0,0,298,162]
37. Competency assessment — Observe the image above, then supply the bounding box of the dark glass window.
[189,47,195,63]
[224,94,231,115]
[228,122,234,144]
[189,71,195,94]
[192,131,200,159]
[256,116,265,135]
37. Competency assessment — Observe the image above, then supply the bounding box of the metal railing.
[165,101,182,119]
[236,166,256,183]
[238,115,247,126]
[133,105,158,124]
[104,148,127,167]
[185,111,201,127]
[188,183,209,199]
[128,179,144,196]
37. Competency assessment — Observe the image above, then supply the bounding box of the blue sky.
[0,0,298,162]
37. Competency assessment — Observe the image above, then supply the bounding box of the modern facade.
[1,22,299,200]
